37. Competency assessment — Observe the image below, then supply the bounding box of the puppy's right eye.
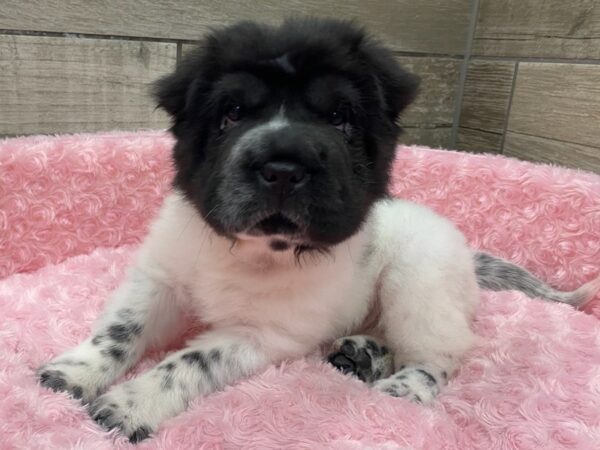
[225,105,243,122]
[220,104,244,131]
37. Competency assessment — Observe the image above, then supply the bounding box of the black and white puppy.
[38,18,599,443]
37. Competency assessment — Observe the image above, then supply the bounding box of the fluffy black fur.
[154,17,419,248]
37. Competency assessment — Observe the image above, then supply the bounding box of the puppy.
[38,18,600,443]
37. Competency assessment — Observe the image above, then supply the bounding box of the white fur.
[42,192,480,437]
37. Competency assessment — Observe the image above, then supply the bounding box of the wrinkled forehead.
[211,64,360,113]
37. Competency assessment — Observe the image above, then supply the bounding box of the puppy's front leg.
[38,267,180,403]
[89,328,270,443]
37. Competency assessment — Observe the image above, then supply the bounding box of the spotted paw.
[89,384,154,443]
[373,366,440,404]
[37,359,99,403]
[327,335,394,384]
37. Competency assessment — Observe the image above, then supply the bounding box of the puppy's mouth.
[250,213,301,236]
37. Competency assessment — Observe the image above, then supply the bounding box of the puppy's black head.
[155,18,419,250]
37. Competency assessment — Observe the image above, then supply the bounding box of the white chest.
[139,194,377,355]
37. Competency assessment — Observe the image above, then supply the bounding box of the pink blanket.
[1,131,599,449]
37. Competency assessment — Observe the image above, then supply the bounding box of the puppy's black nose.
[259,161,307,194]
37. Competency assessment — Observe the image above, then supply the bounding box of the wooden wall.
[1,1,598,173]
[456,0,600,173]
[0,0,471,149]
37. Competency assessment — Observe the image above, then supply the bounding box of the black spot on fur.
[72,385,83,399]
[158,362,176,372]
[92,408,116,429]
[107,322,142,343]
[417,369,437,387]
[129,425,151,443]
[126,399,135,407]
[354,348,372,372]
[385,388,400,397]
[340,340,356,357]
[365,340,385,357]
[161,374,174,390]
[209,349,222,362]
[117,308,135,320]
[58,359,89,367]
[182,351,209,371]
[414,394,422,403]
[39,369,67,392]
[328,352,356,375]
[102,346,126,362]
[91,335,104,346]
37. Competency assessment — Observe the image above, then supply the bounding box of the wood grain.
[504,132,600,173]
[507,63,600,150]
[455,60,515,153]
[459,60,515,134]
[0,0,472,54]
[456,127,503,154]
[402,127,453,149]
[0,35,176,135]
[473,0,600,59]
[398,57,462,132]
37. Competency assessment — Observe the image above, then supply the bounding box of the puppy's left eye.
[330,109,346,127]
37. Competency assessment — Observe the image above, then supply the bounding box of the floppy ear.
[152,43,216,125]
[362,42,421,122]
[153,68,195,119]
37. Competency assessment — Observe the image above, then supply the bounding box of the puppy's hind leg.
[373,242,479,403]
[37,267,181,404]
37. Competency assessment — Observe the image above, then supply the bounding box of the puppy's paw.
[37,358,101,403]
[327,335,394,384]
[89,383,154,443]
[373,366,441,404]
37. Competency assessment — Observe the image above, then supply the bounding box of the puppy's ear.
[363,42,421,122]
[153,69,193,119]
[153,54,205,121]
[153,44,215,124]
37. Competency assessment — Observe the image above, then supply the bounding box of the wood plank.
[0,0,472,54]
[504,132,600,173]
[459,60,515,134]
[507,63,600,150]
[401,127,453,149]
[456,127,503,154]
[0,35,176,135]
[398,57,462,131]
[473,0,600,59]
[456,60,515,154]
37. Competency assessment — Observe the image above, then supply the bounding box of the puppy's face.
[155,18,419,251]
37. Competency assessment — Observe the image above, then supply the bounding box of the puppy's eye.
[330,108,347,128]
[220,104,244,131]
[226,104,243,122]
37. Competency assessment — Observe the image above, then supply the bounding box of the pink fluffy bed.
[1,131,599,450]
